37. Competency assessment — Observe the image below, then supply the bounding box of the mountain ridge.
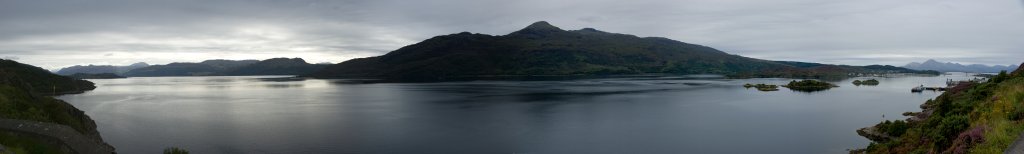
[55,62,150,76]
[306,21,935,81]
[904,59,1018,73]
[124,58,327,77]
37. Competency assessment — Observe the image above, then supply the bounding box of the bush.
[164,147,189,154]
[935,115,970,148]
[876,120,910,137]
[992,70,1009,83]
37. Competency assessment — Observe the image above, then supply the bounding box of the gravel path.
[0,118,114,154]
[1006,133,1024,154]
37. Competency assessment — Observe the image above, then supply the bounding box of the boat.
[911,85,925,92]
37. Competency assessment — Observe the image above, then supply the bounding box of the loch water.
[57,73,981,153]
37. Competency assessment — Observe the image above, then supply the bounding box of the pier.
[912,78,984,93]
[911,85,947,92]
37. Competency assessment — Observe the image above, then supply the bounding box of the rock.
[857,126,893,142]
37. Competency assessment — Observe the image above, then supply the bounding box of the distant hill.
[55,62,149,75]
[903,59,1019,73]
[223,58,328,76]
[306,21,936,81]
[755,61,940,78]
[198,59,261,69]
[124,58,326,77]
[68,73,127,79]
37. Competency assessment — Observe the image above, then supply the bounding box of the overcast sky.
[1,0,1023,70]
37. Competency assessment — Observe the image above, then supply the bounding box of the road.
[0,118,114,154]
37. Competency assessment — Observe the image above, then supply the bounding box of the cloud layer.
[2,0,1023,70]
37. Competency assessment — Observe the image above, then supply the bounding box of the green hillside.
[855,64,1024,153]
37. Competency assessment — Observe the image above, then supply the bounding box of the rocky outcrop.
[857,126,894,142]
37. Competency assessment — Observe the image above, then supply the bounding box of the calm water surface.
[57,74,980,153]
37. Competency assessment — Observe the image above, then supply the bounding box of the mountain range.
[903,59,1019,73]
[306,21,935,81]
[124,58,328,77]
[55,62,150,76]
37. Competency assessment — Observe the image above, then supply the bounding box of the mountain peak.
[262,57,309,64]
[129,62,149,67]
[525,21,559,29]
[510,21,565,36]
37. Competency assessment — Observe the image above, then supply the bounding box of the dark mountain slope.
[308,21,934,81]
[308,21,794,80]
[0,59,95,95]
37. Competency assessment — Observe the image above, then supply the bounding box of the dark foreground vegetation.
[854,64,1024,153]
[0,59,114,153]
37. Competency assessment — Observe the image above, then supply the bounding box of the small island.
[743,83,779,91]
[782,80,838,92]
[852,79,880,86]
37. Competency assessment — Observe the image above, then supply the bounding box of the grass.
[970,78,1024,153]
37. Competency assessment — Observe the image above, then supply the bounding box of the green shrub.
[992,70,1009,83]
[876,120,910,137]
[164,147,189,154]
[935,114,970,148]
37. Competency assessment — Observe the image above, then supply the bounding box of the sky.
[1,0,1023,70]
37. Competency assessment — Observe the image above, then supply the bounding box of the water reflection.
[254,77,307,82]
[262,84,304,88]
